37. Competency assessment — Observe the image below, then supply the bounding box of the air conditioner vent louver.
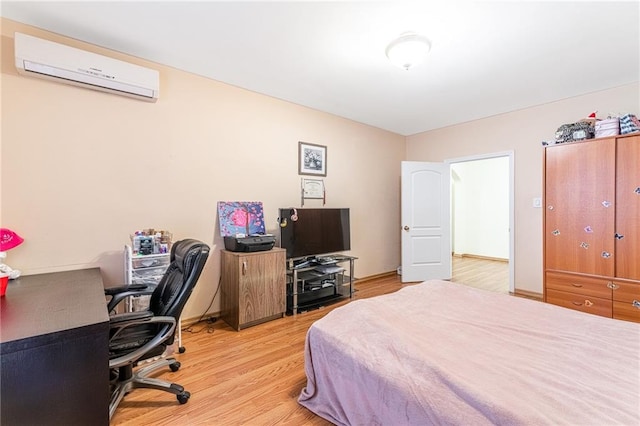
[15,32,159,102]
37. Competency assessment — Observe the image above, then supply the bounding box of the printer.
[223,234,276,253]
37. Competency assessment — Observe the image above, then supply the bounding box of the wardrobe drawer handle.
[632,300,640,310]
[571,283,583,288]
[573,300,593,307]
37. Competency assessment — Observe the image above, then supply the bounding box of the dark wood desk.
[0,268,109,425]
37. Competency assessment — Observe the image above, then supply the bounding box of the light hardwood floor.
[452,255,509,294]
[111,257,513,425]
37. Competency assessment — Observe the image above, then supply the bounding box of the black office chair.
[105,239,210,419]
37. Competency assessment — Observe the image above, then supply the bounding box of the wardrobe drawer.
[611,280,640,323]
[610,280,640,302]
[613,300,640,323]
[545,271,612,299]
[546,289,612,318]
[613,300,640,322]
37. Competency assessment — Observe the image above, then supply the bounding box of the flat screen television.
[278,208,350,259]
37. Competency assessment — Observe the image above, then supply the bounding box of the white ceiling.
[2,1,639,135]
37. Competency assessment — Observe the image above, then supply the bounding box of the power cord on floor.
[182,316,217,334]
[181,275,221,334]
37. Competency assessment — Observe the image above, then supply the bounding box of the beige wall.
[0,19,405,320]
[407,82,640,293]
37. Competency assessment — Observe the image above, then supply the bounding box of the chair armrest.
[105,283,148,296]
[109,310,154,325]
[109,315,177,369]
[105,285,154,313]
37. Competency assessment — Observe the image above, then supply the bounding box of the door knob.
[403,226,410,231]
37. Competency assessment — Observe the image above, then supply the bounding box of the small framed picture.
[302,178,324,199]
[298,141,327,176]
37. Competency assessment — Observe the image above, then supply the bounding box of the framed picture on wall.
[298,141,327,176]
[302,178,324,199]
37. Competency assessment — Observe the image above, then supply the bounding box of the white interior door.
[401,161,451,283]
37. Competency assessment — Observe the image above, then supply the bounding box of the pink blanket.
[299,280,640,425]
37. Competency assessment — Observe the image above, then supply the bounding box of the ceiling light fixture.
[385,32,432,71]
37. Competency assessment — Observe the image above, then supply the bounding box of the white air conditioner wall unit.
[14,32,159,102]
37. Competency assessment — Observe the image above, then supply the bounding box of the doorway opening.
[447,152,514,293]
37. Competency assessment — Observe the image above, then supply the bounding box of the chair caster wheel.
[177,391,190,404]
[169,361,181,372]
[178,346,186,353]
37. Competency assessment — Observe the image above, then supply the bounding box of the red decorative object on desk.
[0,228,24,282]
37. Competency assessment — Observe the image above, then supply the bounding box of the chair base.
[109,356,190,419]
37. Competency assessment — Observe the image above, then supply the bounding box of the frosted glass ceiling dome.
[385,32,432,70]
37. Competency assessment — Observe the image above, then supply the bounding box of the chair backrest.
[149,239,210,335]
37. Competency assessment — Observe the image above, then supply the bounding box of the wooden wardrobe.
[543,134,640,322]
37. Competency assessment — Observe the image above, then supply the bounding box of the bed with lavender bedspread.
[299,280,640,425]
